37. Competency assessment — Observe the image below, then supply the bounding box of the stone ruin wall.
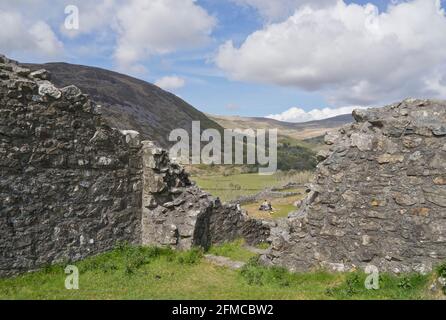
[140,141,271,250]
[261,99,446,274]
[0,55,269,276]
[0,55,144,276]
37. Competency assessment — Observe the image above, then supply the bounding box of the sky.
[0,0,445,122]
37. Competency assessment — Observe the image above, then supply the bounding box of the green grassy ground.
[207,239,257,262]
[192,173,279,202]
[242,194,303,220]
[0,243,437,300]
[192,172,311,202]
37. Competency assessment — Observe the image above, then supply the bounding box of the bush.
[176,248,203,265]
[268,267,291,287]
[345,273,361,296]
[397,277,413,290]
[436,262,446,295]
[124,246,176,274]
[325,273,363,298]
[277,144,317,171]
[124,250,148,275]
[325,271,430,299]
[239,257,292,287]
[436,262,446,278]
[42,264,64,275]
[240,257,264,285]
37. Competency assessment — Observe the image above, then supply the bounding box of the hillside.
[25,62,223,148]
[208,114,353,141]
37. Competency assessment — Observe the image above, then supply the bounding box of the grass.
[192,172,312,202]
[207,239,257,262]
[193,172,308,220]
[0,243,439,300]
[324,272,430,300]
[192,173,279,202]
[275,171,313,187]
[242,194,304,220]
[256,243,270,250]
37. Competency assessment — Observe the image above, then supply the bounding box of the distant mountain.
[25,62,223,148]
[208,113,354,141]
[291,114,354,128]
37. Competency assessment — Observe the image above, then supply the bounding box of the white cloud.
[155,76,186,91]
[232,0,336,21]
[423,68,446,97]
[0,0,119,38]
[216,0,446,106]
[267,105,366,123]
[0,0,216,70]
[0,10,63,58]
[114,0,216,71]
[59,0,118,38]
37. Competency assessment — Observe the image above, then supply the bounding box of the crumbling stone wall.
[208,203,272,246]
[0,54,270,277]
[141,141,211,249]
[262,99,446,274]
[140,141,271,249]
[0,56,143,276]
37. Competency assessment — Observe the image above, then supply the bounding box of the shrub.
[176,248,203,265]
[239,257,293,287]
[436,262,446,295]
[397,277,413,290]
[277,144,317,171]
[123,246,175,274]
[436,262,446,278]
[345,273,361,296]
[325,273,363,298]
[268,267,291,287]
[240,258,265,286]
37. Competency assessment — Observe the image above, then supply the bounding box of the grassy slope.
[185,134,319,176]
[187,113,336,175]
[0,243,435,300]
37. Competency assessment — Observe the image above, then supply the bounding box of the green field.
[192,172,311,202]
[242,195,302,220]
[192,173,277,202]
[0,242,439,300]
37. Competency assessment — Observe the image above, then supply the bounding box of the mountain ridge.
[25,62,223,149]
[24,61,353,148]
[208,113,353,141]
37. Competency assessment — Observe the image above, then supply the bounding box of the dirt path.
[243,245,268,255]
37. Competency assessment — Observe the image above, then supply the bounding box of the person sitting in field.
[259,200,273,212]
[267,201,273,211]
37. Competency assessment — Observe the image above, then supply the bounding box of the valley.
[192,172,310,220]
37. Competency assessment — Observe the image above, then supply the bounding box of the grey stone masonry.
[0,54,270,276]
[140,140,271,250]
[0,55,143,276]
[261,99,446,274]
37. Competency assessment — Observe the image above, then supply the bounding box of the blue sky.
[1,0,445,122]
